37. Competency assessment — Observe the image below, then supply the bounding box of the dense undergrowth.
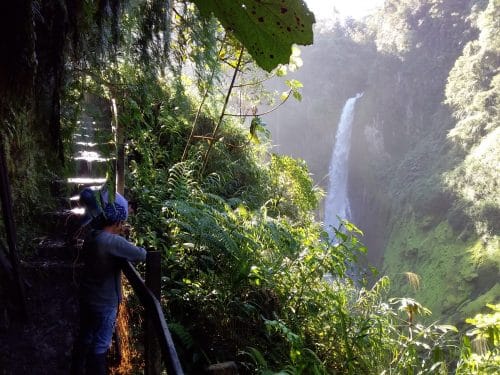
[66,1,498,373]
[266,0,499,331]
[369,0,499,328]
[111,53,498,373]
[1,0,498,373]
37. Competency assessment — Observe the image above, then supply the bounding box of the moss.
[459,284,500,318]
[469,236,500,269]
[0,110,61,255]
[383,212,499,323]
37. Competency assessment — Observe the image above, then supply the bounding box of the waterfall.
[324,93,363,237]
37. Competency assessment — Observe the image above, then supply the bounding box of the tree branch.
[201,45,245,175]
[224,90,292,117]
[181,35,226,161]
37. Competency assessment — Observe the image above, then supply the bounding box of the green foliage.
[456,304,500,373]
[130,151,388,373]
[443,0,500,238]
[191,0,315,71]
[6,0,493,372]
[112,3,499,371]
[249,116,270,144]
[285,79,303,101]
[131,154,471,373]
[0,109,57,252]
[383,214,496,321]
[267,154,321,222]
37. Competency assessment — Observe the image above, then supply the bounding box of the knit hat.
[101,190,129,220]
[103,202,127,224]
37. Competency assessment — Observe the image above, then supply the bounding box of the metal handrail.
[121,257,184,375]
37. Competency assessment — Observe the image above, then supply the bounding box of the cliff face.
[349,2,470,264]
[266,0,499,322]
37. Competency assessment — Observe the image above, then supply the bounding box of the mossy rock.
[459,284,500,318]
[383,213,499,323]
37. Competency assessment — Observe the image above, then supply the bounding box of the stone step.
[66,177,107,185]
[54,197,74,210]
[34,237,83,262]
[66,179,107,198]
[38,210,88,241]
[72,159,110,178]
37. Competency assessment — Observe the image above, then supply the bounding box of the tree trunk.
[111,98,125,195]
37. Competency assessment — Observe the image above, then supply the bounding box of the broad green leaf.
[190,0,315,71]
[292,90,302,101]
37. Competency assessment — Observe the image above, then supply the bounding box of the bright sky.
[305,0,384,20]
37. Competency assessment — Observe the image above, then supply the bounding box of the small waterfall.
[324,93,363,237]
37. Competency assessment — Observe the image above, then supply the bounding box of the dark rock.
[207,361,239,374]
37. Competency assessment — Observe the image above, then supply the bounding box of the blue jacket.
[80,230,147,308]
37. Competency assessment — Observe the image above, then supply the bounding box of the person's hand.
[121,222,131,239]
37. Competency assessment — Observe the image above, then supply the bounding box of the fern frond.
[168,321,194,350]
[240,346,269,368]
[167,161,199,200]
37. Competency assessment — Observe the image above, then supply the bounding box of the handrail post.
[145,251,162,375]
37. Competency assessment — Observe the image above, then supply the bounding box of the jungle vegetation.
[263,0,499,330]
[0,0,498,374]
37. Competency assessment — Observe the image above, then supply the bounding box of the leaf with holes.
[191,0,315,71]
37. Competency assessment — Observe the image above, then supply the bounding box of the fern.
[167,161,199,200]
[168,321,194,350]
[240,347,269,369]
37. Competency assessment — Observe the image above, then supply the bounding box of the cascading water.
[324,93,363,238]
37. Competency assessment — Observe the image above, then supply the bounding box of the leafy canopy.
[191,0,315,71]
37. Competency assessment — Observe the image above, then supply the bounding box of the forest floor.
[0,239,82,375]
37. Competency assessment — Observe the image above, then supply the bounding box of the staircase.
[0,96,191,375]
[0,98,113,374]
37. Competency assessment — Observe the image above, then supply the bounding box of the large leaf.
[190,0,315,71]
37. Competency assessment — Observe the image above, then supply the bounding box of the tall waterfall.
[324,93,363,237]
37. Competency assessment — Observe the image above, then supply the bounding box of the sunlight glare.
[305,0,384,20]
